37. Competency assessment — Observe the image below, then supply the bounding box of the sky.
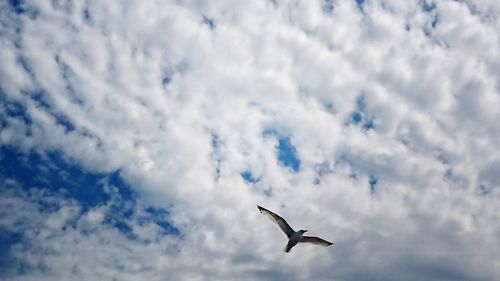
[1,0,500,280]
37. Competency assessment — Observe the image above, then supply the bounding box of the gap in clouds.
[262,129,301,173]
[0,146,116,218]
[241,171,259,184]
[0,228,21,270]
[0,146,117,207]
[2,58,79,135]
[348,95,375,131]
[0,145,180,273]
[7,0,24,15]
[277,137,301,172]
[0,180,181,279]
[421,0,440,37]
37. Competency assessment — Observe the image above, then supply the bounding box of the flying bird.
[257,205,333,253]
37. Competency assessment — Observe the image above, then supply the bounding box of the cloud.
[0,173,185,280]
[1,0,500,280]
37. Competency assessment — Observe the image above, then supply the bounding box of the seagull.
[257,205,333,253]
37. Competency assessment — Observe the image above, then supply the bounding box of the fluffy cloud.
[1,0,499,280]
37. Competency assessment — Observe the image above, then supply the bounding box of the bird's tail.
[283,245,292,253]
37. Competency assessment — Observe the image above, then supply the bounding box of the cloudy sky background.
[1,0,500,280]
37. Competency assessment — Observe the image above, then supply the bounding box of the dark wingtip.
[257,205,263,212]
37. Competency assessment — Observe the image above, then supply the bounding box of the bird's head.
[300,230,308,233]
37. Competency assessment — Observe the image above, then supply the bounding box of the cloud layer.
[1,0,500,280]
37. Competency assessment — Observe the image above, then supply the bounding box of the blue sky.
[1,0,500,280]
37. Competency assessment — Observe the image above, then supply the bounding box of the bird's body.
[257,205,333,253]
[285,230,307,253]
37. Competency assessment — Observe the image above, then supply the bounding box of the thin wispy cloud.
[1,0,499,280]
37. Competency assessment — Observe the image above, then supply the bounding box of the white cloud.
[1,0,500,280]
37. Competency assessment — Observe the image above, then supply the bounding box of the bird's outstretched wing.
[299,236,334,247]
[257,205,295,238]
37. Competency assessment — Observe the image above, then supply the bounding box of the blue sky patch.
[263,129,301,172]
[17,56,33,76]
[348,95,375,131]
[420,0,439,34]
[55,112,76,132]
[145,207,181,235]
[2,100,32,126]
[8,0,24,14]
[241,171,259,184]
[3,86,77,134]
[0,229,21,269]
[162,76,171,87]
[0,145,180,260]
[0,145,157,239]
[211,133,221,150]
[114,222,134,238]
[277,137,300,172]
[362,119,375,131]
[421,0,436,12]
[351,111,363,124]
[0,147,110,208]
